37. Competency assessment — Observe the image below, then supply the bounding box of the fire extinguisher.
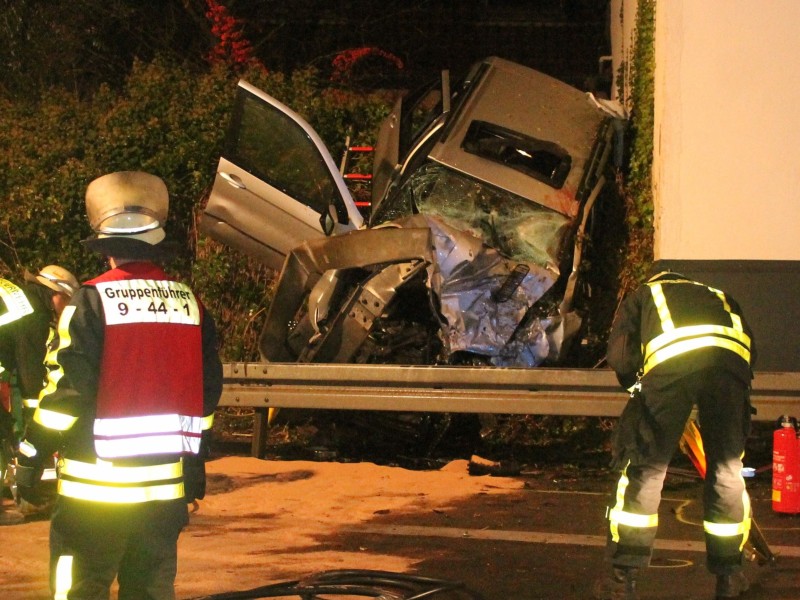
[772,415,800,513]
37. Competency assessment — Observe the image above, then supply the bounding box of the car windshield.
[372,162,569,270]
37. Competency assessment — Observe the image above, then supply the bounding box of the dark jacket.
[607,276,756,390]
[0,280,53,401]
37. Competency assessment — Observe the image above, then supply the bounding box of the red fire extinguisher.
[773,415,800,513]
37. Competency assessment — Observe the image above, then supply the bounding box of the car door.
[201,80,364,272]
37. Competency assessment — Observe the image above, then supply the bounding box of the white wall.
[652,1,800,260]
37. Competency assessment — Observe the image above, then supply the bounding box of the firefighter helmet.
[82,171,172,259]
[30,265,79,298]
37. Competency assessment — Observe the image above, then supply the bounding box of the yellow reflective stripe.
[0,279,35,326]
[740,487,752,551]
[710,288,731,312]
[201,413,214,430]
[610,508,659,529]
[644,324,751,361]
[60,458,183,484]
[703,464,752,550]
[59,479,185,503]
[649,284,674,331]
[608,462,659,543]
[34,406,78,431]
[39,305,75,401]
[704,520,748,537]
[23,397,39,408]
[644,281,750,374]
[643,336,752,376]
[53,555,73,600]
[609,465,630,542]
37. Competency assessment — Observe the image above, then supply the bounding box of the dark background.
[1,0,611,99]
[240,0,611,89]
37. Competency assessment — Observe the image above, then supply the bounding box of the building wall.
[611,1,800,370]
[652,0,800,261]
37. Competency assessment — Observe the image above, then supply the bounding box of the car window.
[227,89,344,218]
[462,120,572,189]
[399,80,444,159]
[373,162,569,269]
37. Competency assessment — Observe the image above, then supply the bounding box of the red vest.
[86,262,205,458]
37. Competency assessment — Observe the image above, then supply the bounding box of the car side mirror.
[319,204,337,236]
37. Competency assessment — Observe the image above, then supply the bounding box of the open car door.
[201,80,364,272]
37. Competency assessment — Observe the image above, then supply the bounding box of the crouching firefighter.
[594,271,756,600]
[15,171,223,600]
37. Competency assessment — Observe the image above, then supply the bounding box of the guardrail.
[218,363,800,457]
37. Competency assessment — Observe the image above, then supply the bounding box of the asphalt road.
[2,453,798,600]
[336,464,800,599]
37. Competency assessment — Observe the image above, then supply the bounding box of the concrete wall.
[611,1,800,370]
[652,1,800,261]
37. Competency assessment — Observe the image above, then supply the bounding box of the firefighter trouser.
[49,496,189,599]
[605,367,752,574]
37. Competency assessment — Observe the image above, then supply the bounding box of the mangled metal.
[261,211,561,368]
[203,57,621,372]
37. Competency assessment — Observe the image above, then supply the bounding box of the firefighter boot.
[715,571,749,598]
[592,566,639,600]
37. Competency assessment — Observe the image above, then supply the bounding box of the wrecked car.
[202,57,619,374]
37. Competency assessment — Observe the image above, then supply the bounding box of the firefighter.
[1,265,78,525]
[594,271,755,600]
[15,171,223,599]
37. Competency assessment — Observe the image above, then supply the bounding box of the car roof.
[428,56,608,218]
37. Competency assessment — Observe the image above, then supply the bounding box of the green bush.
[0,59,390,361]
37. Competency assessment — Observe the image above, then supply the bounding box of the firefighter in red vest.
[594,271,756,600]
[16,171,223,599]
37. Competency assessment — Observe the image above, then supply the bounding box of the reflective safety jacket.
[606,275,755,389]
[0,279,53,411]
[22,261,223,504]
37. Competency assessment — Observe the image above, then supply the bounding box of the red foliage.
[204,0,263,72]
[331,47,404,84]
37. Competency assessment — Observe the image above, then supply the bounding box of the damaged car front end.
[201,56,621,454]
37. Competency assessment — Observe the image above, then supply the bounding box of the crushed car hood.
[260,212,562,368]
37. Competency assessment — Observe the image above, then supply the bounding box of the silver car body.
[202,57,616,368]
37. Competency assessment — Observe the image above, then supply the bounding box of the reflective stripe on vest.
[608,462,659,542]
[58,457,184,503]
[93,413,205,458]
[642,283,751,376]
[0,279,34,327]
